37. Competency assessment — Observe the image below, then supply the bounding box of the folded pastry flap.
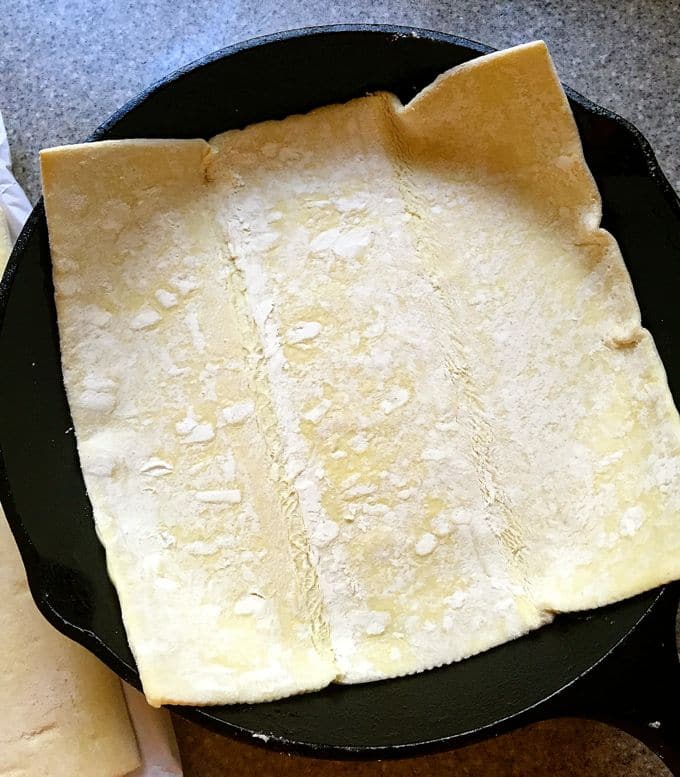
[41,140,337,706]
[393,42,680,611]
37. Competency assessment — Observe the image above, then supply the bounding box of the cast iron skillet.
[0,24,679,770]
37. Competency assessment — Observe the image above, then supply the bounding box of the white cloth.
[0,108,183,777]
[0,112,31,239]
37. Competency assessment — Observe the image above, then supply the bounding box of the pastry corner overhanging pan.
[1,23,679,770]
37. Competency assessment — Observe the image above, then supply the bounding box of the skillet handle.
[545,585,680,775]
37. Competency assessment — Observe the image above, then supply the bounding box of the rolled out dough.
[0,207,10,258]
[40,41,680,706]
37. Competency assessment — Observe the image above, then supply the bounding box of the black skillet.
[1,24,679,771]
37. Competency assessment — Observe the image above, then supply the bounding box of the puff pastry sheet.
[41,42,680,706]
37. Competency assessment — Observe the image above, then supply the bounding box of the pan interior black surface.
[0,26,678,755]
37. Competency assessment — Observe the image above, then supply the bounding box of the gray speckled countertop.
[1,0,678,201]
[0,2,678,776]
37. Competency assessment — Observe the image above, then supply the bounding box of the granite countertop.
[0,2,677,775]
[1,0,678,202]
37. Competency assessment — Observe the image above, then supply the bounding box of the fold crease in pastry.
[40,41,680,706]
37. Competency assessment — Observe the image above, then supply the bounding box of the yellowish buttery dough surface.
[40,41,680,706]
